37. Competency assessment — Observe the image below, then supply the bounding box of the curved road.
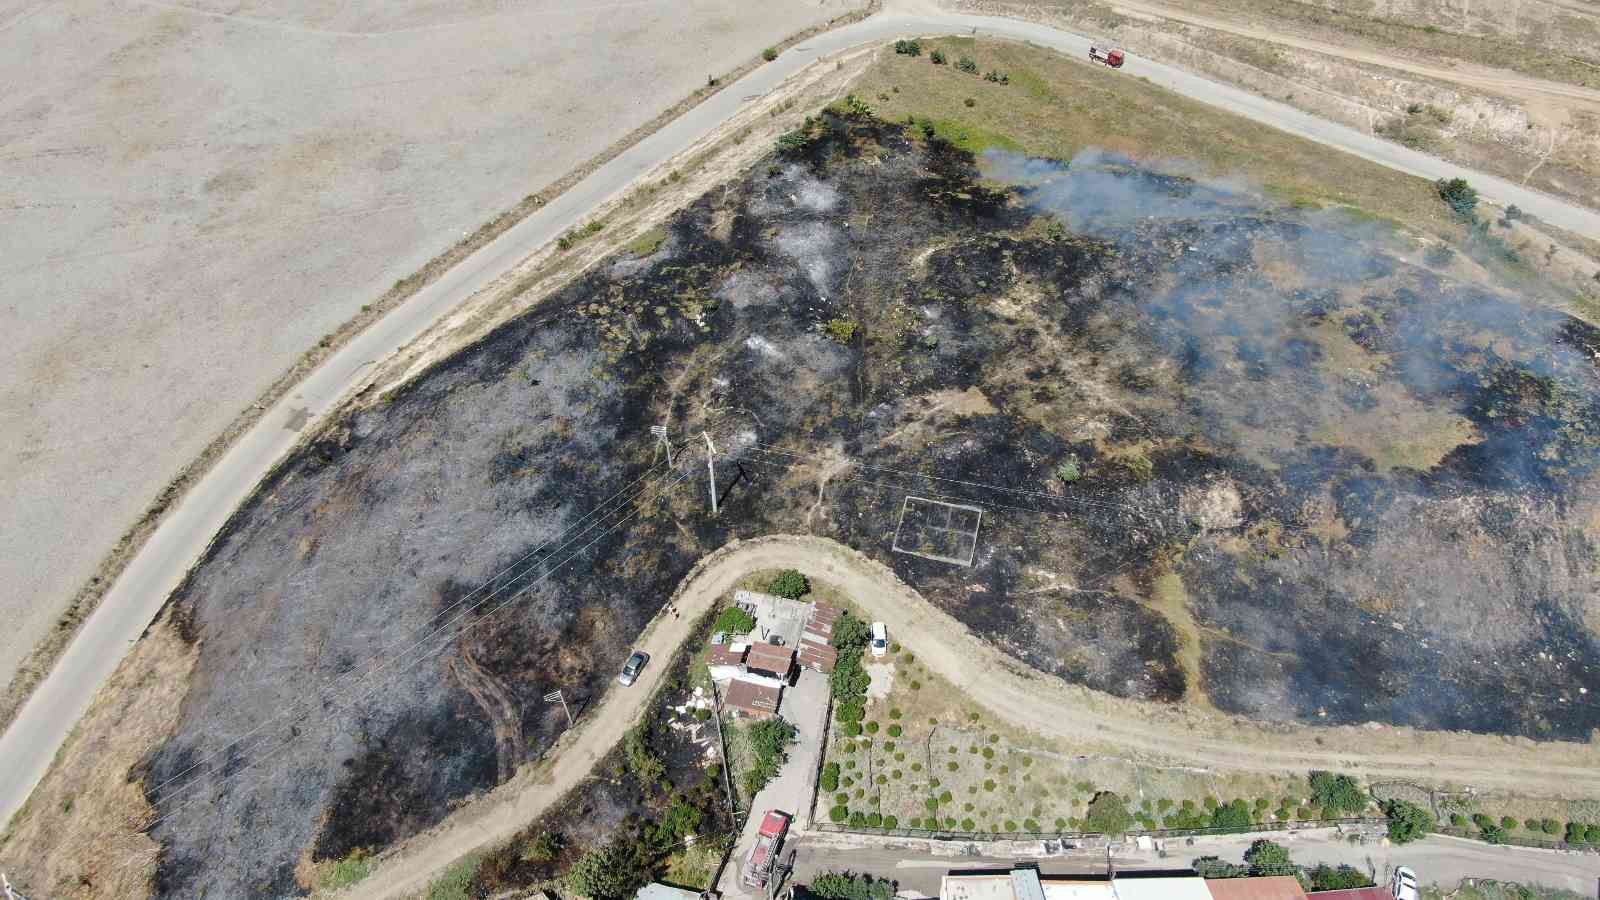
[5,4,1600,832]
[340,535,1600,898]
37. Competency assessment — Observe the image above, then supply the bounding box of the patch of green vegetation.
[742,718,797,797]
[319,849,375,891]
[711,606,757,635]
[556,219,604,251]
[824,317,861,344]
[769,568,810,598]
[425,853,484,900]
[917,117,1025,155]
[626,226,668,257]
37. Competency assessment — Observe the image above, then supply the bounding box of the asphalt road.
[5,6,1600,830]
[790,831,1600,896]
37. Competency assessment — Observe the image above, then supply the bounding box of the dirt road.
[337,535,1600,898]
[1101,0,1600,113]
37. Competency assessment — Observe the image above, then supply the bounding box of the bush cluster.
[893,38,922,56]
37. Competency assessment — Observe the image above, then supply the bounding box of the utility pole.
[543,689,573,727]
[703,431,719,515]
[651,424,673,467]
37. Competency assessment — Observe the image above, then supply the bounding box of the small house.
[723,676,783,720]
[745,641,797,684]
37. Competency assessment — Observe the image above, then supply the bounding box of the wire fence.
[810,816,1386,844]
[1435,826,1600,854]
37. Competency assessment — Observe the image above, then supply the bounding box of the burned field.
[135,111,1600,894]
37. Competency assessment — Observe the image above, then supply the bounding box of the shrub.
[982,746,994,759]
[821,762,840,792]
[988,733,999,743]
[839,94,875,120]
[1085,791,1134,835]
[893,38,923,56]
[1004,820,1019,833]
[769,569,810,598]
[887,724,902,737]
[892,769,903,779]
[963,97,976,108]
[984,779,996,792]
[843,721,861,736]
[962,817,976,831]
[926,798,939,812]
[850,810,865,827]
[929,48,947,65]
[824,317,859,344]
[865,721,879,734]
[762,47,778,62]
[1244,839,1292,875]
[1211,799,1254,833]
[867,812,883,827]
[1307,865,1373,891]
[889,708,902,719]
[884,815,898,829]
[940,790,953,803]
[1500,816,1519,831]
[1524,818,1541,832]
[1384,799,1434,845]
[1024,818,1040,832]
[1542,818,1561,835]
[983,70,1009,84]
[956,56,978,73]
[712,606,757,635]
[947,761,959,772]
[1565,822,1590,844]
[1450,813,1468,827]
[1308,771,1367,815]
[1436,177,1479,219]
[1055,818,1068,830]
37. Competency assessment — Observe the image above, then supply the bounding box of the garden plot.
[819,645,1319,834]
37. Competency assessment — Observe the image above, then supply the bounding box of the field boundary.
[807,816,1385,843]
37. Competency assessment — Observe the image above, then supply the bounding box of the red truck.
[1089,45,1125,68]
[742,810,792,889]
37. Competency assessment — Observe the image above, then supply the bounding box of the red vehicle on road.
[742,810,792,889]
[1089,45,1125,68]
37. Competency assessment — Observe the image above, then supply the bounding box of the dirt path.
[340,535,1600,899]
[1100,0,1600,113]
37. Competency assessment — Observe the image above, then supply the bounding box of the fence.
[1435,826,1600,854]
[810,816,1385,844]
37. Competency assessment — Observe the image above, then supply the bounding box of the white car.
[1389,866,1419,900]
[870,622,888,657]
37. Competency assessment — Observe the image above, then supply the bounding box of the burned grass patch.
[127,109,1600,892]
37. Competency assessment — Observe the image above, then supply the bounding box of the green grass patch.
[921,118,1025,155]
[318,850,375,891]
[626,226,668,257]
[425,853,483,900]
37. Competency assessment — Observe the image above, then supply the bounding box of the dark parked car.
[618,650,650,686]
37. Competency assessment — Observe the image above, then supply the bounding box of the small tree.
[1084,791,1134,835]
[1384,799,1434,845]
[712,606,757,634]
[956,56,978,74]
[763,47,779,62]
[769,568,810,599]
[929,48,947,65]
[893,38,923,56]
[1244,839,1292,875]
[1435,177,1479,220]
[1308,770,1367,815]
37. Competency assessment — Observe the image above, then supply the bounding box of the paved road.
[789,830,1600,896]
[6,1,1600,833]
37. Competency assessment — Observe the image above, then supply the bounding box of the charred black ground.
[142,112,1600,895]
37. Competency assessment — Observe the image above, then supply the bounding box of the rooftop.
[1206,877,1310,900]
[745,641,797,675]
[734,589,810,647]
[723,677,782,716]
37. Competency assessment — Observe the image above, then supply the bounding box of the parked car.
[1390,866,1419,900]
[617,650,650,686]
[870,622,889,657]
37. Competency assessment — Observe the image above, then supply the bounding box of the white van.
[870,622,889,657]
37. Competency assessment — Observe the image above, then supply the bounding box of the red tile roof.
[707,643,747,667]
[745,642,796,676]
[723,678,782,717]
[1206,877,1309,900]
[806,603,841,638]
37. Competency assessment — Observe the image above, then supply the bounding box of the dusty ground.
[0,0,862,699]
[9,56,1600,898]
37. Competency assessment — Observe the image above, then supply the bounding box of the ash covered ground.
[141,114,1600,895]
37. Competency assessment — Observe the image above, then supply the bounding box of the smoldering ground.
[133,117,1600,895]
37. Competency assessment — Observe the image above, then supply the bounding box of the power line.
[132,463,700,840]
[144,438,697,807]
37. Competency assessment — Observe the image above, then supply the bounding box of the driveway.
[719,669,833,900]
